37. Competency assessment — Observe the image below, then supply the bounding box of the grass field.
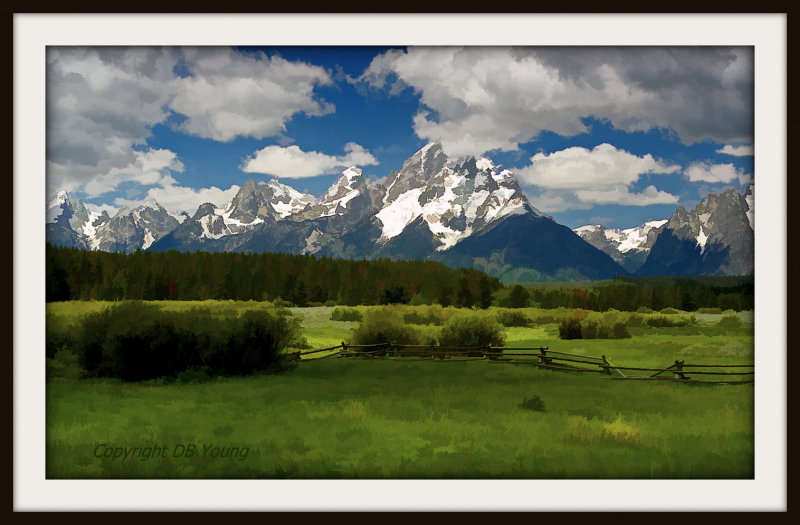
[46,301,754,479]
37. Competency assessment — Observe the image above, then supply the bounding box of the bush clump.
[495,309,532,327]
[625,313,644,327]
[659,307,681,315]
[520,395,546,412]
[576,320,630,339]
[403,305,447,326]
[350,307,422,346]
[612,322,632,339]
[697,307,723,314]
[715,315,743,330]
[438,314,506,348]
[559,318,583,339]
[646,315,693,328]
[46,312,72,359]
[71,301,299,382]
[330,307,363,322]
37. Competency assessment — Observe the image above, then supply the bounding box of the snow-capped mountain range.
[47,143,754,280]
[573,183,754,275]
[635,185,754,276]
[374,143,534,250]
[573,220,669,273]
[48,192,181,253]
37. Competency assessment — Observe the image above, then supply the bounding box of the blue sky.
[46,46,754,229]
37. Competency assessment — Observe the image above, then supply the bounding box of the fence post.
[341,341,348,358]
[674,360,689,380]
[600,354,611,375]
[539,348,551,365]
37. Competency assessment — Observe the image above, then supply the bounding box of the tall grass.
[46,301,754,479]
[46,358,753,479]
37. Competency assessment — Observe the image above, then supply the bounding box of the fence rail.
[292,343,753,385]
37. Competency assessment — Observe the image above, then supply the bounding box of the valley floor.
[46,303,754,479]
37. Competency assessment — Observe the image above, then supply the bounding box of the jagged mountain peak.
[376,147,543,251]
[287,166,380,223]
[573,219,668,273]
[637,186,753,276]
[318,166,367,203]
[225,177,315,222]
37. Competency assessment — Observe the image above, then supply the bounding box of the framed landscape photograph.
[14,13,787,511]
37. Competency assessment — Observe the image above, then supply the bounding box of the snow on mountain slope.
[573,219,668,273]
[575,220,668,255]
[636,187,754,276]
[263,179,316,218]
[376,143,538,250]
[189,179,316,240]
[312,167,367,217]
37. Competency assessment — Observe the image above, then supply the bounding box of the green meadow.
[46,302,754,479]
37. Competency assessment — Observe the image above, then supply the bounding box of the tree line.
[46,245,501,307]
[502,276,753,311]
[46,245,753,311]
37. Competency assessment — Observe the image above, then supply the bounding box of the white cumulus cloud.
[46,47,179,196]
[172,48,333,142]
[47,46,335,198]
[575,184,679,206]
[83,148,184,198]
[516,143,679,189]
[716,144,754,156]
[241,143,378,179]
[514,144,679,213]
[685,161,751,184]
[111,183,242,216]
[358,46,753,157]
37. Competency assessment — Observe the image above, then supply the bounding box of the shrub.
[403,305,447,325]
[495,309,532,327]
[530,314,557,325]
[409,293,433,306]
[612,322,631,339]
[716,315,743,330]
[350,307,422,346]
[520,395,546,412]
[596,324,612,339]
[660,307,681,315]
[438,314,506,348]
[272,298,291,308]
[559,318,583,339]
[573,309,589,322]
[636,306,654,314]
[576,318,630,339]
[46,312,72,358]
[71,301,298,381]
[646,315,691,328]
[175,366,211,384]
[625,313,644,327]
[271,306,293,317]
[697,307,723,314]
[46,348,83,380]
[581,321,598,339]
[330,307,363,322]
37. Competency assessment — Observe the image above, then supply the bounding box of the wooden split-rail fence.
[289,343,753,385]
